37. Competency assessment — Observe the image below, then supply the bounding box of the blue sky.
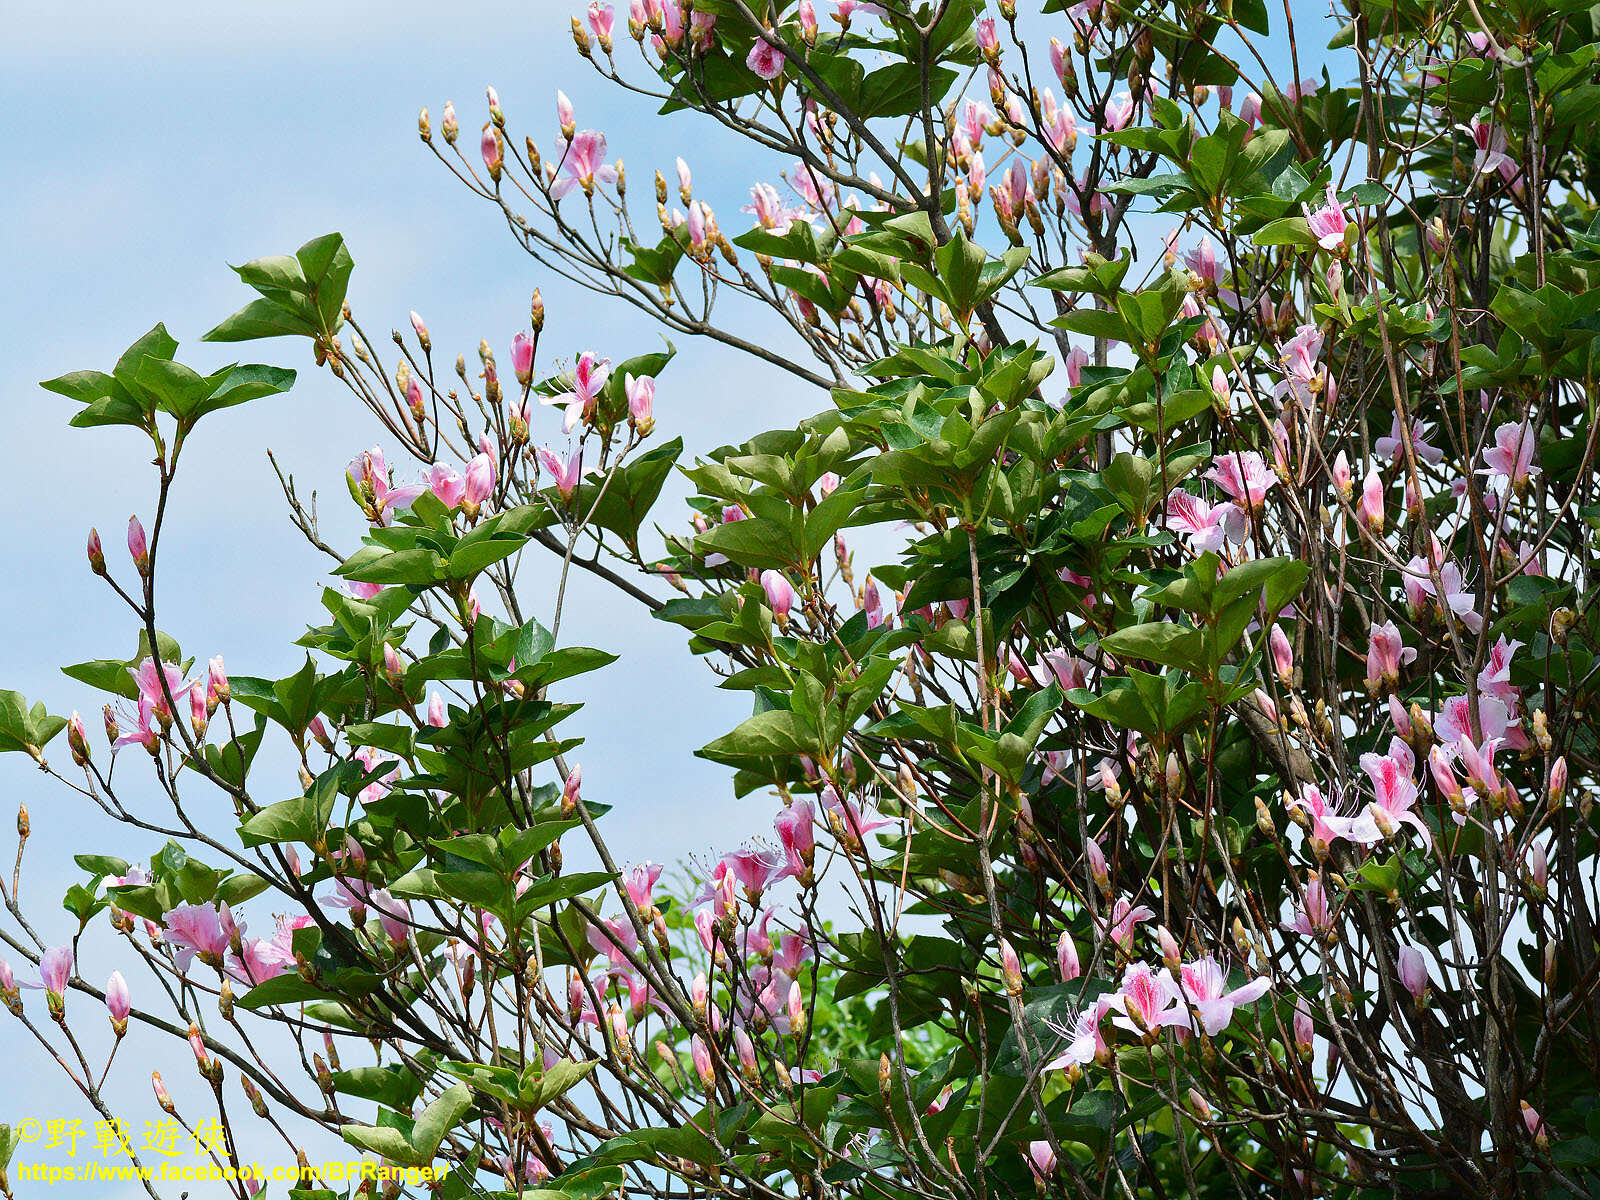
[0,0,816,1179]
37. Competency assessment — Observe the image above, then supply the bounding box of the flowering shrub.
[5,0,1600,1195]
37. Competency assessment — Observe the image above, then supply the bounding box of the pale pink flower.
[1480,421,1538,491]
[1204,450,1277,510]
[1111,962,1186,1034]
[746,34,785,79]
[1179,956,1271,1035]
[542,351,611,433]
[348,446,423,525]
[537,446,584,502]
[1302,183,1351,251]
[426,464,466,509]
[550,130,618,200]
[1283,873,1335,938]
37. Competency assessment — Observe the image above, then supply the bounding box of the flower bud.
[153,1071,175,1114]
[87,528,106,575]
[418,106,431,141]
[999,938,1023,997]
[128,515,150,576]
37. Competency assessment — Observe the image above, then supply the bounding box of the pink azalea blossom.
[1205,450,1277,511]
[1283,873,1336,938]
[747,34,785,79]
[164,902,234,971]
[1165,490,1245,553]
[348,446,424,525]
[550,130,618,200]
[1302,183,1351,251]
[542,351,611,433]
[39,945,73,998]
[1178,956,1271,1035]
[1480,421,1538,491]
[537,446,584,502]
[1103,91,1135,130]
[1375,412,1444,465]
[1043,994,1115,1069]
[1358,752,1431,846]
[426,463,466,508]
[1111,962,1187,1035]
[1464,117,1514,177]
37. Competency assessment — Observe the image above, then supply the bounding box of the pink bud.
[562,765,582,812]
[557,90,576,136]
[511,332,535,385]
[427,692,447,728]
[1086,837,1109,891]
[1056,930,1080,981]
[1269,625,1294,684]
[188,1022,209,1064]
[760,570,796,625]
[690,1033,715,1086]
[152,1071,172,1110]
[127,515,149,574]
[1157,925,1181,971]
[481,123,503,174]
[1358,468,1385,532]
[1331,451,1352,500]
[40,944,72,998]
[676,156,692,195]
[464,452,497,509]
[409,310,430,349]
[105,970,131,1024]
[999,938,1023,994]
[733,1026,757,1076]
[625,373,655,434]
[1293,996,1314,1056]
[86,527,105,574]
[1397,946,1427,1000]
[1549,756,1568,807]
[383,643,404,677]
[787,980,805,1032]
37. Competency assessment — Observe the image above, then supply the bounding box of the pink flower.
[691,1034,716,1085]
[625,373,655,434]
[623,862,664,911]
[426,464,466,509]
[1056,931,1080,981]
[774,798,816,884]
[1179,956,1271,1035]
[127,515,149,572]
[1481,421,1538,491]
[761,571,796,624]
[1358,751,1431,846]
[1375,413,1444,465]
[1204,450,1277,511]
[746,34,785,79]
[1365,620,1416,691]
[537,446,584,502]
[105,970,131,1024]
[820,784,897,847]
[1103,91,1135,131]
[1105,897,1154,954]
[1287,782,1366,856]
[550,130,618,200]
[1283,873,1335,938]
[588,1,616,42]
[1026,1141,1057,1181]
[164,902,235,971]
[1302,183,1351,251]
[510,332,535,385]
[129,657,193,719]
[40,945,73,998]
[1464,117,1514,177]
[348,446,423,525]
[1043,995,1115,1069]
[543,351,611,433]
[464,452,497,509]
[1397,945,1428,999]
[1165,490,1244,553]
[481,124,503,174]
[1112,962,1186,1035]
